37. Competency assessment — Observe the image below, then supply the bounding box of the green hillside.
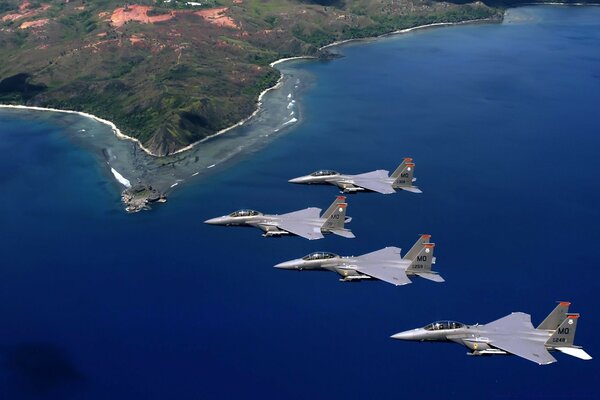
[0,0,501,155]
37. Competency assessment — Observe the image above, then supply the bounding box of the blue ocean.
[1,6,599,399]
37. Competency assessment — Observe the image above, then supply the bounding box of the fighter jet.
[288,158,421,194]
[391,302,592,365]
[204,196,354,240]
[274,234,442,285]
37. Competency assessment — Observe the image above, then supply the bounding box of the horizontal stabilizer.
[398,186,422,194]
[555,347,592,360]
[415,272,445,283]
[329,229,355,239]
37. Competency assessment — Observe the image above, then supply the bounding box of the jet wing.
[351,170,395,194]
[355,264,412,286]
[483,312,556,365]
[279,207,322,220]
[277,220,324,240]
[353,248,409,285]
[485,312,535,331]
[489,337,557,365]
[359,246,402,261]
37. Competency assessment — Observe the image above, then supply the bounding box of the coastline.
[3,3,596,161]
[170,16,503,155]
[168,73,286,156]
[319,17,501,51]
[0,16,501,161]
[0,104,157,157]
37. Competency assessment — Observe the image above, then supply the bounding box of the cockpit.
[424,321,465,331]
[310,170,340,177]
[229,210,261,217]
[302,252,339,261]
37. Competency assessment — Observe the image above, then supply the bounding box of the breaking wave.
[110,168,131,187]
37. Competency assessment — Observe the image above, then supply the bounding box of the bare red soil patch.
[110,5,175,28]
[2,2,50,22]
[194,7,239,29]
[20,18,49,29]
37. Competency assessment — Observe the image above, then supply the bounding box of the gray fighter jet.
[274,234,442,285]
[391,302,592,365]
[204,196,354,240]
[288,158,421,194]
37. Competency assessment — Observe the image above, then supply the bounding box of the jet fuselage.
[392,319,567,356]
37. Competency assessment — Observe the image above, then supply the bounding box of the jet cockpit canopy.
[229,210,262,217]
[302,252,339,261]
[310,170,340,177]
[424,321,465,331]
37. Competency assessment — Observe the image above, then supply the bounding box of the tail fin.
[404,234,431,260]
[546,314,580,348]
[537,302,570,330]
[321,199,348,231]
[403,235,443,282]
[546,313,592,361]
[322,196,346,219]
[391,158,421,193]
[406,243,436,273]
[391,158,413,180]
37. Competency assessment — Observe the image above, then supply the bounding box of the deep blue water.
[1,6,600,399]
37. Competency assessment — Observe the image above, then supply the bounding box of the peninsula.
[0,0,502,156]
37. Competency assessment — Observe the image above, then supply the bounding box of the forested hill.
[0,0,501,156]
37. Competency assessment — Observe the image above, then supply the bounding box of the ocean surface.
[1,6,599,399]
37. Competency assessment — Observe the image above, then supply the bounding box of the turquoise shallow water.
[1,6,599,399]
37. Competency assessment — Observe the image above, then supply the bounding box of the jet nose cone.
[204,216,225,225]
[390,330,417,341]
[288,176,308,184]
[274,260,301,269]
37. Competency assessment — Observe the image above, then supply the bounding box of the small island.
[122,184,167,212]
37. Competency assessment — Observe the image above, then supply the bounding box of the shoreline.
[319,17,501,51]
[175,17,503,154]
[0,104,158,157]
[168,73,286,156]
[1,3,595,160]
[0,16,501,161]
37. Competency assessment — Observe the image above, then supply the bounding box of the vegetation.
[0,0,502,156]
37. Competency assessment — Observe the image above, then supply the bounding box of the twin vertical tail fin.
[322,196,346,220]
[537,301,570,330]
[404,235,443,282]
[322,196,354,238]
[404,234,431,260]
[546,314,592,360]
[391,158,422,193]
